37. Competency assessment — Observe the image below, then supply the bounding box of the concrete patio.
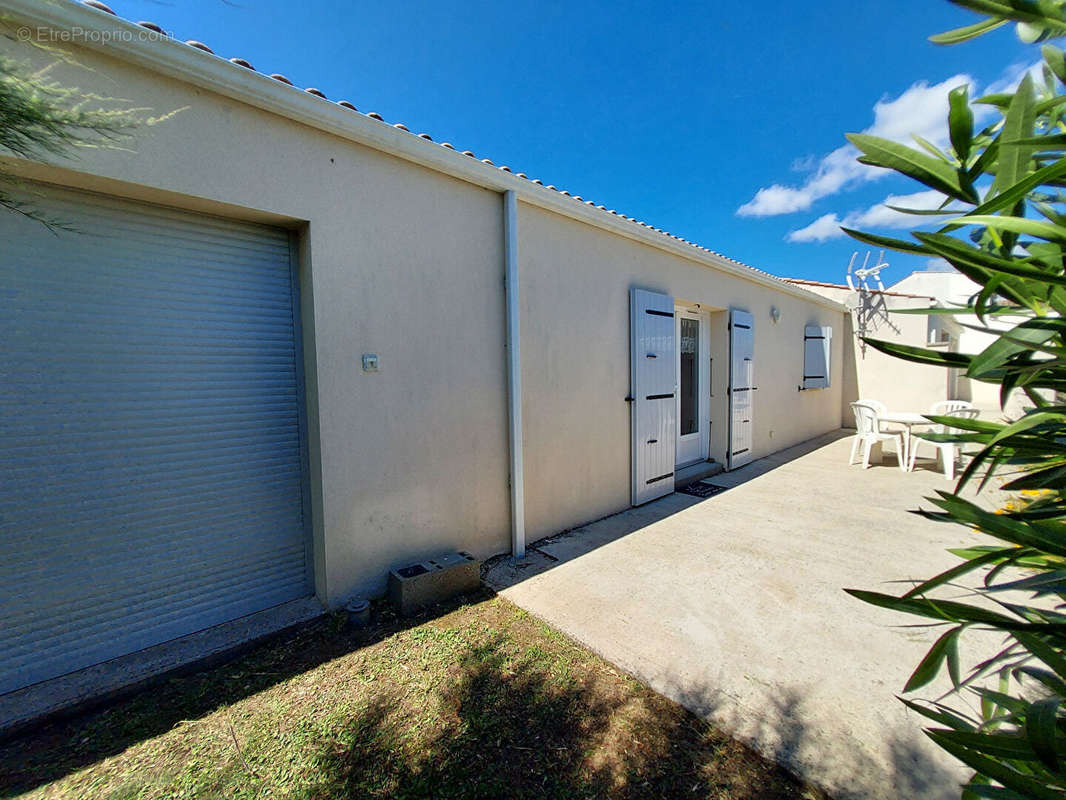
[485,431,1003,800]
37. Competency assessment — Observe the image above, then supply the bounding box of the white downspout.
[504,190,526,559]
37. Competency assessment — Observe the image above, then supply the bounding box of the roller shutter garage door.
[0,185,312,694]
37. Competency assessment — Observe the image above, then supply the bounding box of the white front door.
[631,289,676,505]
[728,308,755,470]
[675,306,709,468]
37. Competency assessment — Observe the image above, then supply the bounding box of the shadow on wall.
[841,312,860,428]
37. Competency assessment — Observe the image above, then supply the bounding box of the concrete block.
[387,551,481,616]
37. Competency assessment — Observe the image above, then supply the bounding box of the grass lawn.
[1,592,825,800]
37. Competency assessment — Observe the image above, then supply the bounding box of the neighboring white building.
[784,278,959,426]
[888,270,1035,418]
[785,269,1037,425]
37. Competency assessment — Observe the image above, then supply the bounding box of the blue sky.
[109,0,1038,285]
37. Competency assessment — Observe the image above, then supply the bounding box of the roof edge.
[5,0,846,313]
[781,278,934,300]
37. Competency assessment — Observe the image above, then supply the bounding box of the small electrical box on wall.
[361,353,379,372]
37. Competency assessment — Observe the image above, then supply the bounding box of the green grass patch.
[0,593,824,800]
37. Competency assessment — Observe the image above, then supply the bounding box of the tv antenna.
[846,250,893,355]
[846,250,889,293]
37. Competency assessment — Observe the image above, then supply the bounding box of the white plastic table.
[878,411,933,472]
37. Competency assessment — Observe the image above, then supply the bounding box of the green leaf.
[993,74,1036,201]
[848,133,981,203]
[1013,666,1066,697]
[969,327,1060,378]
[1043,44,1066,83]
[845,588,1022,627]
[950,85,975,161]
[1003,133,1066,148]
[903,549,1014,599]
[1014,632,1066,683]
[927,730,1064,800]
[929,491,1066,557]
[964,156,1066,217]
[905,626,963,691]
[884,204,956,216]
[862,337,974,368]
[913,235,1043,290]
[964,786,1041,800]
[914,133,952,161]
[841,227,931,255]
[931,16,1010,43]
[1024,697,1062,771]
[976,92,1015,109]
[932,729,1039,761]
[947,0,1064,28]
[900,697,976,731]
[951,213,1066,243]
[988,408,1066,445]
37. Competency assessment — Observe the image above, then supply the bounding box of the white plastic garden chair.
[858,398,887,415]
[849,401,906,471]
[908,406,980,480]
[857,398,905,433]
[930,400,974,415]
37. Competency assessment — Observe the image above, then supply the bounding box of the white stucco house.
[1,0,848,705]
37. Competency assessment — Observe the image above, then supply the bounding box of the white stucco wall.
[4,22,845,602]
[519,206,845,541]
[788,283,961,424]
[6,37,513,603]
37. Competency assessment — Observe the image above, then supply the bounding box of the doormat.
[678,481,727,498]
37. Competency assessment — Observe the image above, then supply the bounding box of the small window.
[928,317,952,346]
[803,325,832,389]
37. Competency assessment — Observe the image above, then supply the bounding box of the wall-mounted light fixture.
[770,306,781,324]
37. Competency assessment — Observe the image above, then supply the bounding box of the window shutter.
[803,325,832,389]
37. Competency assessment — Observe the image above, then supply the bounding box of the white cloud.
[738,75,973,217]
[922,258,958,273]
[985,60,1043,96]
[784,213,842,243]
[785,189,950,243]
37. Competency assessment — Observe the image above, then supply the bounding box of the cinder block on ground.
[387,551,481,616]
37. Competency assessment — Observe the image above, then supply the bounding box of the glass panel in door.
[679,317,699,436]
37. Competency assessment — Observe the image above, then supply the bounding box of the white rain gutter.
[503,191,525,559]
[3,0,846,315]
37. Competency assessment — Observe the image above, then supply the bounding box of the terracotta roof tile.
[83,0,116,14]
[229,57,255,70]
[304,87,327,99]
[185,40,213,54]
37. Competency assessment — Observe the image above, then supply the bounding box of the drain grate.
[678,481,727,498]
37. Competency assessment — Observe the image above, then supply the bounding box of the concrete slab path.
[485,431,1003,800]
